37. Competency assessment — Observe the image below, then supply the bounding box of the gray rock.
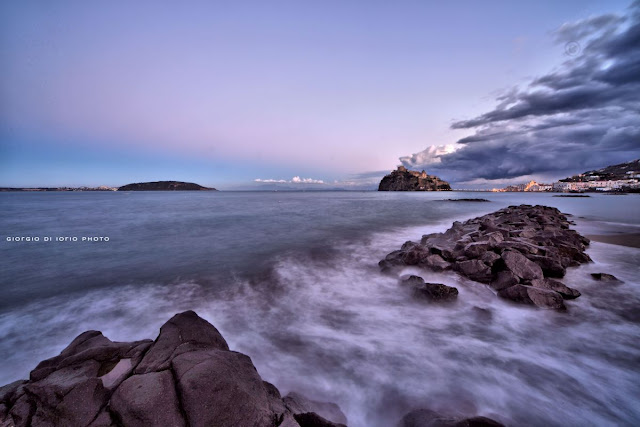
[590,273,623,282]
[480,251,501,266]
[528,279,581,299]
[1,311,348,427]
[283,392,348,425]
[171,349,275,427]
[455,259,493,283]
[501,251,544,281]
[135,310,229,374]
[0,380,25,405]
[490,271,519,291]
[398,408,504,427]
[413,282,459,302]
[498,284,565,309]
[401,275,427,287]
[424,254,451,271]
[381,205,591,310]
[110,371,185,427]
[293,411,347,427]
[464,242,488,258]
[526,254,566,278]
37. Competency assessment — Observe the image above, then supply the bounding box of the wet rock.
[480,251,501,266]
[0,311,347,427]
[498,284,565,309]
[424,254,451,271]
[455,259,493,283]
[413,282,459,302]
[525,255,566,278]
[401,275,428,287]
[402,276,459,302]
[502,251,544,281]
[527,279,581,299]
[172,349,275,427]
[0,380,25,405]
[490,271,519,291]
[381,205,591,310]
[398,408,504,427]
[110,370,184,427]
[283,392,348,425]
[134,310,229,374]
[294,412,347,427]
[590,273,623,282]
[464,242,488,258]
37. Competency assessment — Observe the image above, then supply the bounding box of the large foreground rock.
[381,205,590,310]
[0,311,346,427]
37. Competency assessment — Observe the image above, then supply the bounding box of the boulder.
[527,279,581,299]
[398,408,504,427]
[110,371,185,427]
[0,311,347,427]
[402,276,459,302]
[480,251,501,265]
[401,275,428,287]
[463,242,488,258]
[134,310,229,374]
[294,412,347,427]
[423,254,451,271]
[490,271,519,291]
[171,349,276,427]
[455,259,493,283]
[525,255,566,278]
[590,273,623,282]
[501,251,544,281]
[283,392,348,425]
[413,282,459,302]
[498,285,565,309]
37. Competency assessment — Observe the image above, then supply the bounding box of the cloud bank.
[401,1,640,185]
[254,176,324,184]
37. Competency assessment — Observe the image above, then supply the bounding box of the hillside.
[117,181,216,191]
[560,159,640,182]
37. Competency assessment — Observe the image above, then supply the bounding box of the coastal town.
[492,159,640,193]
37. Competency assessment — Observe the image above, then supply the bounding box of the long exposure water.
[1,191,639,426]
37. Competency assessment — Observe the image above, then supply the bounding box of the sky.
[0,0,637,189]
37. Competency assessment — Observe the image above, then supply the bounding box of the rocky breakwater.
[0,311,348,427]
[380,205,592,309]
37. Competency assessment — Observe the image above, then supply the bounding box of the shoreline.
[586,233,640,248]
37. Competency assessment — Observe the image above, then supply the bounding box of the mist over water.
[1,192,639,426]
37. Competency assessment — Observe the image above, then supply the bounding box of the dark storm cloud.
[403,1,640,185]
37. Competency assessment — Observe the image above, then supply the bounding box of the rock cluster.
[380,205,592,309]
[378,166,451,191]
[0,311,347,427]
[401,275,459,302]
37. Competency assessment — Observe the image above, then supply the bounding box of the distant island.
[378,166,451,191]
[0,186,117,192]
[118,181,216,191]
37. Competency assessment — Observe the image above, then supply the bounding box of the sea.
[1,191,639,426]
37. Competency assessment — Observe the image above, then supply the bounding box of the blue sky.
[0,0,636,189]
